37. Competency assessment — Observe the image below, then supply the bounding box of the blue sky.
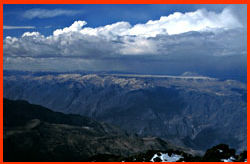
[3,4,247,81]
[4,4,228,37]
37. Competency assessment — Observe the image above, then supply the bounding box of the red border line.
[1,2,248,164]
[247,3,249,164]
[2,0,248,4]
[0,1,3,163]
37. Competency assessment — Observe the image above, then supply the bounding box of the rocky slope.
[118,144,247,162]
[3,72,247,152]
[4,98,247,162]
[4,98,173,162]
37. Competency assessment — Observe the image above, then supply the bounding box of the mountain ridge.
[3,72,247,152]
[4,98,176,161]
[3,98,247,162]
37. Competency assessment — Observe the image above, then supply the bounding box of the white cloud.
[52,7,242,38]
[53,21,87,36]
[127,8,242,36]
[23,8,81,19]
[119,36,158,55]
[3,7,246,60]
[3,25,35,30]
[22,32,41,37]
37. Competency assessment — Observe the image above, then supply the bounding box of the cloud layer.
[23,8,81,19]
[3,6,247,78]
[3,25,35,30]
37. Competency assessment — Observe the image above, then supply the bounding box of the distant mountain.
[181,72,202,77]
[3,72,247,153]
[4,98,173,162]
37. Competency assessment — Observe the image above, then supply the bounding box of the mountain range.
[3,71,247,153]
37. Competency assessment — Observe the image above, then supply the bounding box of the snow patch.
[218,149,223,153]
[221,156,235,162]
[150,153,183,162]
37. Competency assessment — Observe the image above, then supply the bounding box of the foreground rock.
[89,144,247,162]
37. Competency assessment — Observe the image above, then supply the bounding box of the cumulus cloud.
[53,21,88,36]
[23,8,81,19]
[22,32,41,37]
[127,8,242,36]
[51,7,242,38]
[3,6,247,76]
[3,25,35,30]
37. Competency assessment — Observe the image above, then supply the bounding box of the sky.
[3,4,247,81]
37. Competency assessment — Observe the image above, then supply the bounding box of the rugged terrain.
[3,71,247,152]
[4,98,173,161]
[4,98,247,162]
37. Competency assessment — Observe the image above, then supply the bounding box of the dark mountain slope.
[4,98,171,162]
[3,99,247,162]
